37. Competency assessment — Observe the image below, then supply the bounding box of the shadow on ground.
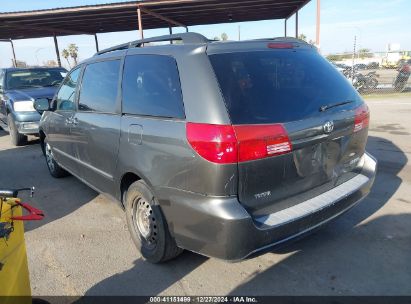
[0,130,98,232]
[76,135,409,296]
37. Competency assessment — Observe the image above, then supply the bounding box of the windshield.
[209,49,362,124]
[5,69,66,90]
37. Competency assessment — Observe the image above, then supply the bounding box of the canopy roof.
[0,0,310,40]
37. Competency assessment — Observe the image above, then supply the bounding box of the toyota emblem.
[323,121,334,134]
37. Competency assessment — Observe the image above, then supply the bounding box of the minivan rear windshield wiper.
[319,100,354,112]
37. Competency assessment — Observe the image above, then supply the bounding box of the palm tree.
[359,48,373,59]
[68,44,79,66]
[61,49,71,69]
[298,33,307,41]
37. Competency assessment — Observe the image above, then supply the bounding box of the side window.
[55,68,81,111]
[122,55,185,119]
[78,60,120,113]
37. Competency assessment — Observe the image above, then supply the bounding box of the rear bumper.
[159,152,377,261]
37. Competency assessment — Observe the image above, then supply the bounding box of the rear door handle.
[65,117,79,125]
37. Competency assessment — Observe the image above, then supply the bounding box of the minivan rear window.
[209,50,361,124]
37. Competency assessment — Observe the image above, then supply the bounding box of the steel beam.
[284,19,287,37]
[0,39,17,67]
[169,26,173,44]
[4,22,91,36]
[94,33,99,52]
[137,7,144,40]
[10,39,17,67]
[295,10,298,38]
[286,0,311,19]
[139,6,186,28]
[53,35,62,67]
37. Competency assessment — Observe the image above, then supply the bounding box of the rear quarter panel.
[115,45,238,200]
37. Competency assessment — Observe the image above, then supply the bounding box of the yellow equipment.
[0,189,43,301]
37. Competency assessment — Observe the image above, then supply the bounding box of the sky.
[0,0,410,68]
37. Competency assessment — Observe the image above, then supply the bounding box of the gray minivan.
[36,33,377,263]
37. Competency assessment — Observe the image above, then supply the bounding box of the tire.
[125,180,183,263]
[42,137,69,178]
[7,113,27,146]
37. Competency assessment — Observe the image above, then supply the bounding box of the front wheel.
[7,114,27,146]
[42,137,69,178]
[125,180,183,263]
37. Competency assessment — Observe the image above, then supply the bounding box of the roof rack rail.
[96,32,209,56]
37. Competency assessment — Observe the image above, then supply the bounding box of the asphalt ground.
[0,93,410,297]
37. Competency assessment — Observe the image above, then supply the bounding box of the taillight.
[186,123,292,164]
[186,123,238,164]
[234,124,292,162]
[354,104,370,132]
[268,43,294,49]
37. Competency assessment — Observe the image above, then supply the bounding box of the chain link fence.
[326,50,411,95]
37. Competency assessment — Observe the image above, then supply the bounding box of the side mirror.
[34,98,50,112]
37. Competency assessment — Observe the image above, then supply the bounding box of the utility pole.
[351,35,357,84]
[238,25,241,41]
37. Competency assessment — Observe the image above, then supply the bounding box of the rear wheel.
[7,113,27,146]
[125,180,182,263]
[42,137,69,178]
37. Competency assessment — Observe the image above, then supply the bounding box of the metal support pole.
[295,11,299,38]
[94,34,99,52]
[9,39,17,67]
[185,27,189,33]
[137,7,144,40]
[53,35,61,67]
[316,0,321,47]
[284,19,287,37]
[169,26,173,44]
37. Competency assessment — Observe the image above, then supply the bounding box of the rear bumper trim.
[255,168,370,228]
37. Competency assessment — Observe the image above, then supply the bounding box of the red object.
[267,43,294,49]
[400,64,410,73]
[234,124,292,162]
[186,123,238,164]
[186,122,292,164]
[11,201,44,221]
[354,104,370,133]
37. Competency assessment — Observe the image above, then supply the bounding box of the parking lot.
[1,93,410,296]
